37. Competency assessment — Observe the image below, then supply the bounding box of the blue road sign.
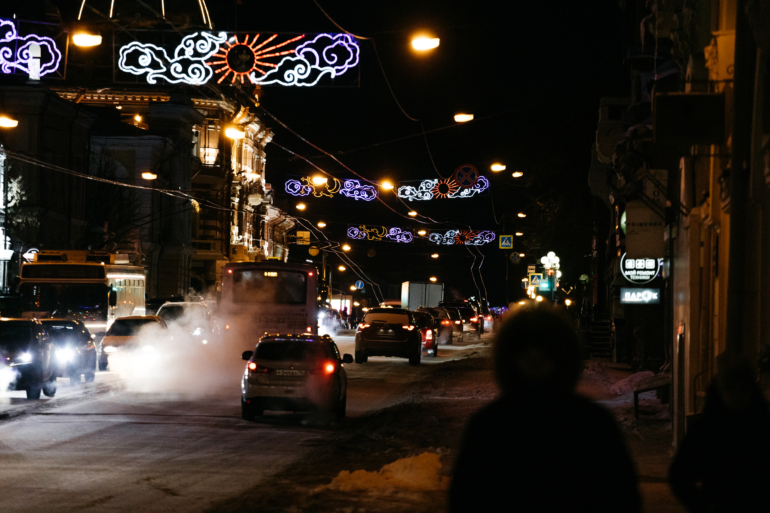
[355,280,365,290]
[529,274,543,287]
[499,235,513,249]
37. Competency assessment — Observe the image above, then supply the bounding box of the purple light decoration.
[339,180,377,201]
[295,34,360,77]
[285,179,312,197]
[0,19,62,77]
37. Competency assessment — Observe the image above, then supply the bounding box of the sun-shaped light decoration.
[209,34,306,84]
[453,230,479,245]
[431,179,460,199]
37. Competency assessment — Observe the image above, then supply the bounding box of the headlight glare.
[104,346,118,353]
[57,347,75,363]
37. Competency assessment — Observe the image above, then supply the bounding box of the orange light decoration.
[210,34,305,84]
[431,179,460,199]
[453,230,479,245]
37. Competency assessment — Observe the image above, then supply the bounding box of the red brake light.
[248,362,257,371]
[225,325,230,329]
[323,362,336,374]
[486,315,492,321]
[471,317,478,322]
[248,362,269,374]
[308,272,314,276]
[455,320,461,324]
[357,323,370,330]
[227,269,232,274]
[306,326,312,332]
[426,330,433,340]
[402,325,415,331]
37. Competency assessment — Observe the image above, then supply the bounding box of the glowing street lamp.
[565,299,572,306]
[411,36,440,51]
[342,244,351,251]
[0,115,19,128]
[338,265,346,271]
[454,113,474,123]
[134,114,143,123]
[141,172,157,180]
[490,163,506,172]
[515,232,523,236]
[519,253,525,257]
[512,171,524,178]
[72,31,102,47]
[429,276,437,282]
[431,253,439,259]
[417,229,427,236]
[380,180,394,190]
[536,295,543,302]
[517,213,526,218]
[350,285,356,291]
[408,211,418,217]
[311,175,328,186]
[225,126,245,139]
[296,203,306,211]
[317,221,327,228]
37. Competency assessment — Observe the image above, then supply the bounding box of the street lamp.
[408,211,417,217]
[417,229,427,236]
[296,203,306,211]
[519,253,525,257]
[317,221,326,228]
[72,31,102,47]
[141,172,158,180]
[517,213,526,218]
[411,36,440,51]
[431,253,439,259]
[429,276,437,282]
[454,113,474,123]
[311,175,328,185]
[342,244,351,251]
[349,285,356,291]
[225,126,245,139]
[0,116,19,128]
[338,265,346,271]
[515,232,523,236]
[490,163,506,172]
[512,171,524,178]
[380,180,394,190]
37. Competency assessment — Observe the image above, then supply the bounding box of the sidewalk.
[580,360,685,513]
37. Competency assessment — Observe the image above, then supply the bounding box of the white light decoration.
[429,230,495,246]
[398,177,490,202]
[0,19,62,78]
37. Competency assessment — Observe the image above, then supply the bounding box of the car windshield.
[0,323,34,352]
[457,307,476,319]
[364,311,410,324]
[108,319,161,336]
[231,270,307,305]
[446,309,461,320]
[42,323,90,346]
[413,313,433,328]
[255,341,335,361]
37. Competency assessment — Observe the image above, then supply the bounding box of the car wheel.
[432,341,439,357]
[85,371,96,383]
[355,351,367,364]
[241,399,263,420]
[42,379,57,398]
[409,349,421,366]
[26,385,42,400]
[335,394,347,420]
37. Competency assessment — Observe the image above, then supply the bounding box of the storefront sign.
[620,288,660,304]
[620,253,662,284]
[625,200,665,258]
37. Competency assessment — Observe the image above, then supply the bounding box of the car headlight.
[10,352,33,366]
[57,347,75,363]
[192,327,204,336]
[104,346,118,353]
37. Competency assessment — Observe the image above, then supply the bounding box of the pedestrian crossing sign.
[529,273,543,287]
[499,235,513,249]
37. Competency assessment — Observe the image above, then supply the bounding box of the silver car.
[240,334,353,421]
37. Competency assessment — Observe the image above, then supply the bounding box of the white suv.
[240,334,353,421]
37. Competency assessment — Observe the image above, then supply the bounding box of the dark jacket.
[449,393,641,513]
[669,381,770,513]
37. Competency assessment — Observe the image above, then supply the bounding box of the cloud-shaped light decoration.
[428,230,495,245]
[347,225,413,243]
[398,176,490,202]
[339,180,377,201]
[285,179,312,197]
[118,32,227,85]
[0,19,62,77]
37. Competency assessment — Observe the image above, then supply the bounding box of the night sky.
[52,0,626,305]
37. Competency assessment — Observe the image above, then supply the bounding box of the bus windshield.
[19,283,109,319]
[231,270,307,305]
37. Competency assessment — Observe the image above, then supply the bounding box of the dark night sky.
[49,0,625,304]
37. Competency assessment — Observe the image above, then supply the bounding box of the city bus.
[219,261,318,352]
[18,250,146,335]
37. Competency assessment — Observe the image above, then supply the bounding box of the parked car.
[355,308,422,365]
[0,319,57,399]
[40,319,97,385]
[99,316,169,370]
[416,306,455,345]
[240,334,352,420]
[156,301,218,344]
[412,310,438,357]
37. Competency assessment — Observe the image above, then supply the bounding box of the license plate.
[275,369,305,376]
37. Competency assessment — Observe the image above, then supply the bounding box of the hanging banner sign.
[0,18,65,79]
[428,230,495,246]
[285,177,377,201]
[397,177,489,202]
[347,225,413,243]
[620,288,661,304]
[116,31,360,87]
[620,253,662,284]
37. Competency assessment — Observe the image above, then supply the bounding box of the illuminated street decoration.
[285,177,377,201]
[118,32,359,86]
[429,230,495,246]
[0,19,62,77]
[398,176,490,201]
[347,226,413,243]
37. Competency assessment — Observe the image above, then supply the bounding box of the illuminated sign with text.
[620,288,661,304]
[620,253,662,284]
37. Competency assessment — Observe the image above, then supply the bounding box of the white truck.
[400,281,444,311]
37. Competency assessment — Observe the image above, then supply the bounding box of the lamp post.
[540,251,561,302]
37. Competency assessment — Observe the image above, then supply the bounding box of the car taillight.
[357,323,370,330]
[471,317,478,322]
[442,320,451,325]
[402,325,415,331]
[323,361,336,374]
[248,362,269,374]
[426,330,433,340]
[455,320,461,324]
[486,315,492,321]
[306,326,312,332]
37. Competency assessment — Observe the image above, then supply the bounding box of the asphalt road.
[0,331,488,512]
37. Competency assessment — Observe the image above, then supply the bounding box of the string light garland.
[429,230,495,246]
[0,19,62,77]
[285,177,377,201]
[117,32,360,87]
[398,177,490,201]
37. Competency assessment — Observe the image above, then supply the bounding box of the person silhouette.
[449,302,641,512]
[669,356,770,512]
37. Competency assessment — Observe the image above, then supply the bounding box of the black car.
[444,307,465,337]
[354,308,421,365]
[439,301,478,332]
[416,306,455,345]
[41,319,97,385]
[0,319,57,399]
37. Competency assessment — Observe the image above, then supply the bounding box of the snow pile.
[609,371,655,395]
[321,452,449,493]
